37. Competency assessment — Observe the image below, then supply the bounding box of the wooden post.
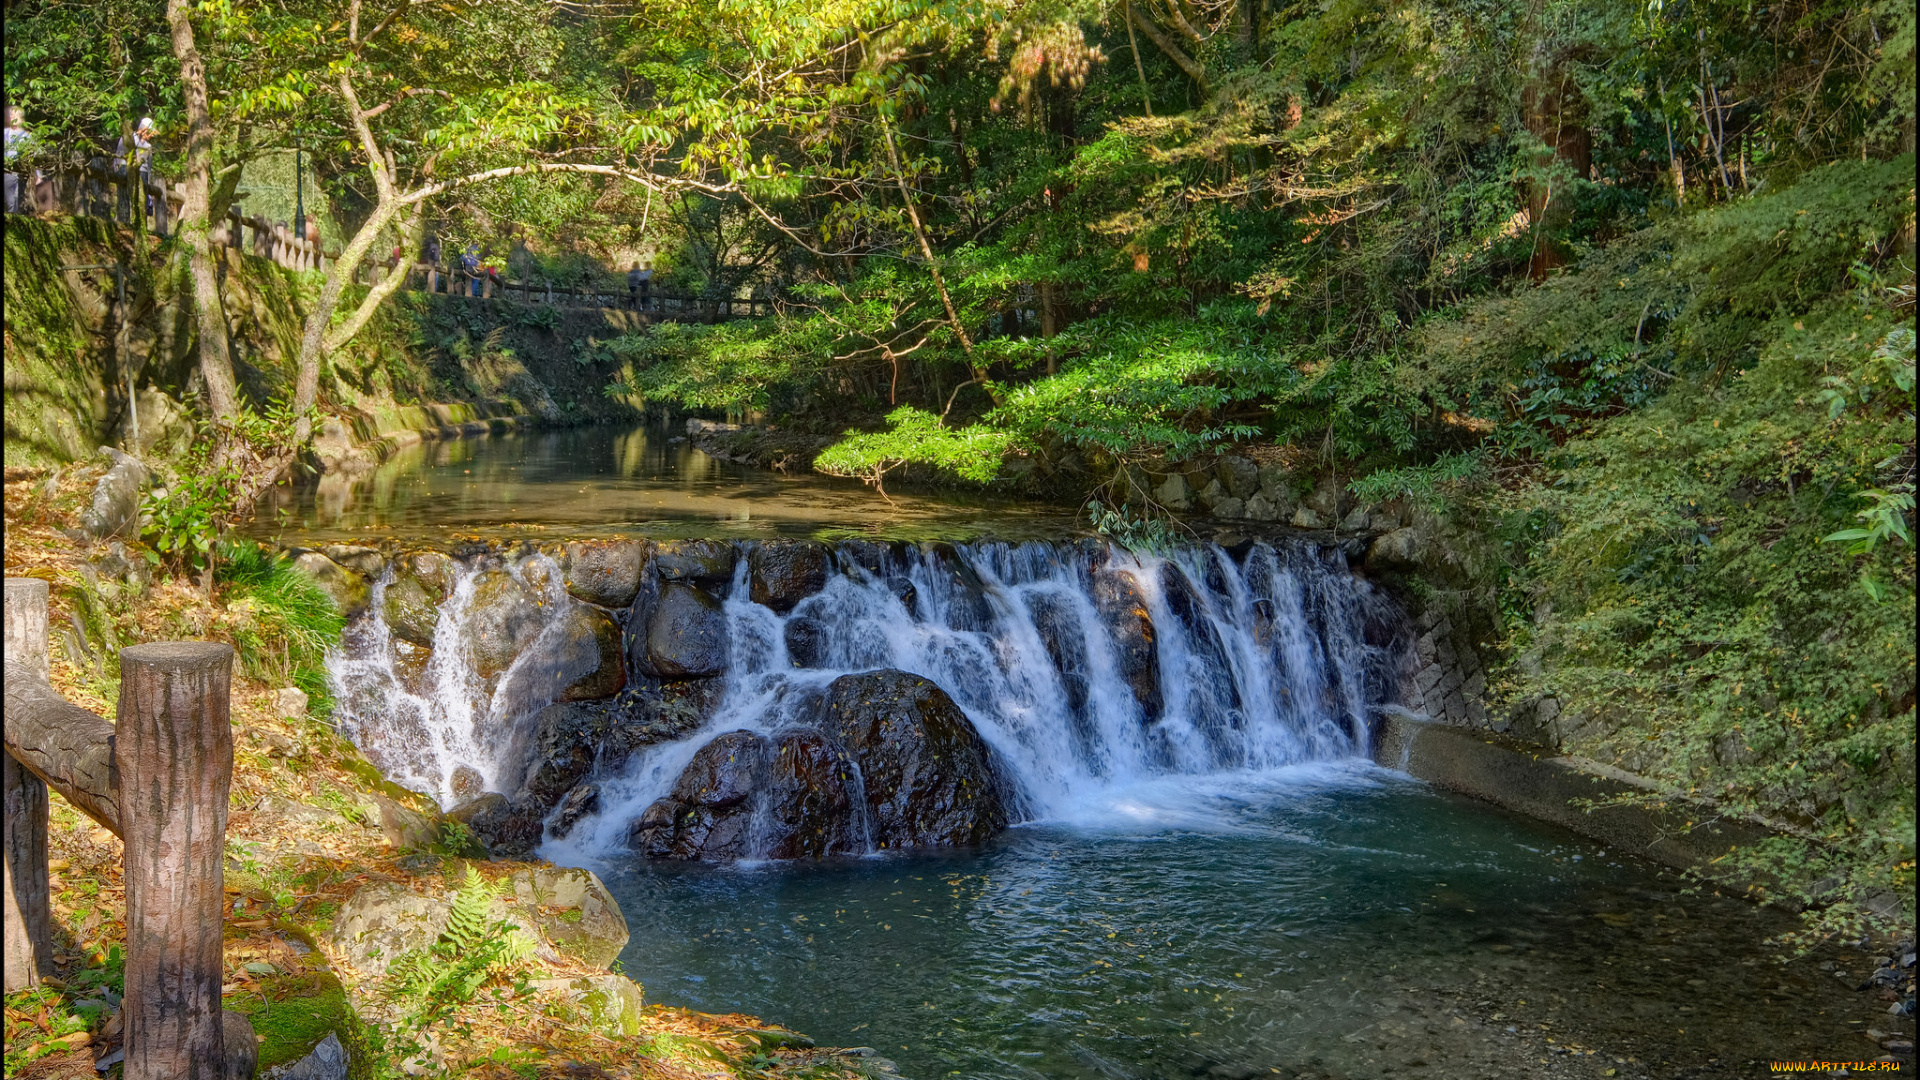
[3,577,52,993]
[115,642,234,1080]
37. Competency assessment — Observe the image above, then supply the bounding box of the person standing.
[634,262,653,311]
[463,244,481,296]
[423,234,442,292]
[4,108,33,214]
[113,117,157,221]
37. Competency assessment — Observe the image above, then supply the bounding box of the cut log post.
[4,577,53,993]
[115,642,234,1080]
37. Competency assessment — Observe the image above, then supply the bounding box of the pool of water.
[597,763,1891,1080]
[242,422,1082,546]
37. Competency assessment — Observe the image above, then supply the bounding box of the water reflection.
[244,422,1083,546]
[597,766,1895,1080]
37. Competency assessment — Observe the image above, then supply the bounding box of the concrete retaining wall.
[1375,711,1778,877]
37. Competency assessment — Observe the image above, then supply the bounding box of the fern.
[386,866,535,1026]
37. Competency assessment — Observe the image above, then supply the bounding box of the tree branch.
[1129,7,1208,92]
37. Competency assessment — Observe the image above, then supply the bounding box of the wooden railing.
[16,159,327,273]
[353,261,774,320]
[3,578,257,1080]
[11,164,770,316]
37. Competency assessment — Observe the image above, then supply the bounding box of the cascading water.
[329,551,601,806]
[327,538,1413,858]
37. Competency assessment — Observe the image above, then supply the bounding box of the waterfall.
[329,551,589,806]
[327,538,1412,858]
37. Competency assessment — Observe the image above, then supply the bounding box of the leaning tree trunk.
[166,0,242,425]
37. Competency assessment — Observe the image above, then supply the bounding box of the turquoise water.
[597,762,1879,1079]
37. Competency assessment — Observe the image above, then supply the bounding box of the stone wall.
[1399,606,1491,728]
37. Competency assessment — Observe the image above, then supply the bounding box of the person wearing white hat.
[113,117,158,221]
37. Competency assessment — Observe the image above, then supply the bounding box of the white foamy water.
[328,539,1411,857]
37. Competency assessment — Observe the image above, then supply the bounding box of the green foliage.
[1082,501,1177,553]
[1348,452,1484,510]
[816,406,1015,488]
[986,304,1287,461]
[141,466,240,572]
[1511,274,1916,941]
[216,542,345,715]
[603,318,836,419]
[364,866,536,1077]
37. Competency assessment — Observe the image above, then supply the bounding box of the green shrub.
[217,542,345,715]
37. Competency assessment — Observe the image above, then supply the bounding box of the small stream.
[293,424,1908,1079]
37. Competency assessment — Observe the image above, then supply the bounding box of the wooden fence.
[13,162,769,319]
[355,261,773,320]
[20,158,329,273]
[3,577,257,1080]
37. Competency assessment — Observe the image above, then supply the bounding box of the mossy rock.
[228,968,353,1070]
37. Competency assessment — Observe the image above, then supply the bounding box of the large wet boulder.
[292,551,371,618]
[467,569,544,679]
[652,540,736,586]
[558,603,626,701]
[748,541,830,612]
[562,539,650,608]
[1090,568,1161,722]
[818,669,1008,849]
[638,580,729,679]
[634,670,1007,861]
[519,701,612,809]
[382,552,454,646]
[630,730,770,860]
[762,729,865,858]
[457,793,545,861]
[784,615,828,668]
[631,728,867,861]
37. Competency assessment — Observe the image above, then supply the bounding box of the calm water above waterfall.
[245,422,1081,546]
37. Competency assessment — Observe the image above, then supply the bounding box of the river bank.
[1,461,897,1079]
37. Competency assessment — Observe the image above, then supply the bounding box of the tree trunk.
[116,642,234,1080]
[2,752,49,994]
[166,0,242,425]
[881,120,999,404]
[1521,61,1590,279]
